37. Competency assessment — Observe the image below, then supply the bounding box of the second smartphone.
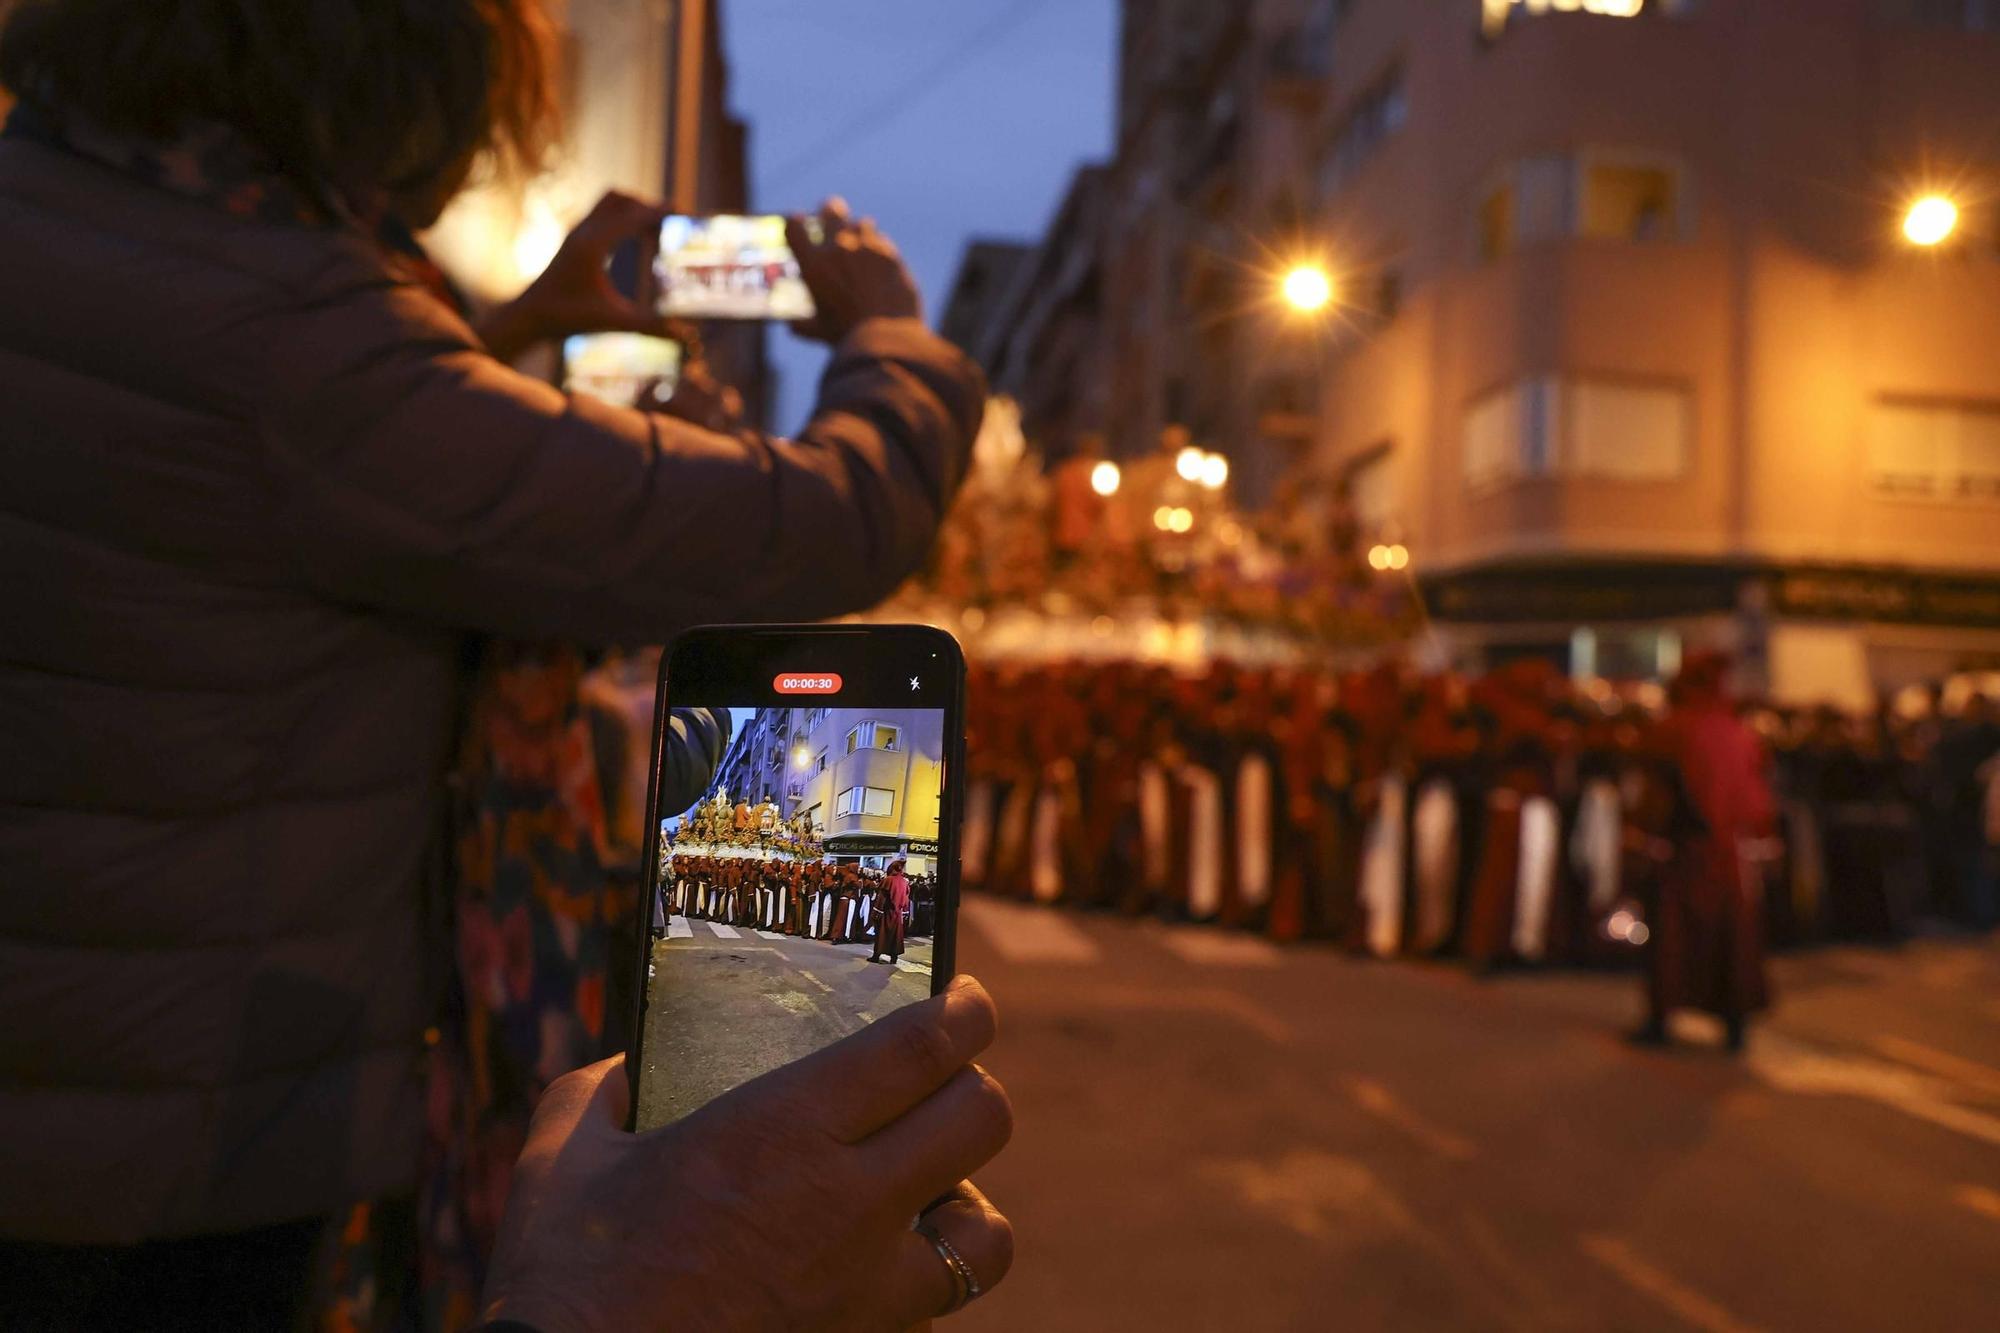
[654,213,817,322]
[628,624,965,1132]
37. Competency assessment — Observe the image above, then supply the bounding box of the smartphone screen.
[561,333,682,406]
[630,625,964,1130]
[654,213,817,322]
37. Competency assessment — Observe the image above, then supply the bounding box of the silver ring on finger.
[914,1218,981,1315]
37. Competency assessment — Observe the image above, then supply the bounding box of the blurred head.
[0,0,559,226]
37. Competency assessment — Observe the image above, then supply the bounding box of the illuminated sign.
[1483,0,1646,38]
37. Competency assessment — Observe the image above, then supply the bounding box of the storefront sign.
[1483,0,1646,38]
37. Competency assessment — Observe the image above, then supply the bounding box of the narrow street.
[952,898,2000,1333]
[638,923,933,1124]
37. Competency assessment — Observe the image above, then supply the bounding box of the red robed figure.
[1647,653,1776,1035]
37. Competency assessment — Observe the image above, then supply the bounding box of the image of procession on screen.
[636,704,946,1128]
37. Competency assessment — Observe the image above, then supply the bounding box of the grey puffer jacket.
[0,134,982,1243]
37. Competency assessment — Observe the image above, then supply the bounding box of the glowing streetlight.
[1153,506,1176,531]
[1090,461,1123,497]
[1280,263,1335,314]
[793,745,811,769]
[1904,194,1959,247]
[1168,507,1195,534]
[1175,446,1207,482]
[1197,453,1230,490]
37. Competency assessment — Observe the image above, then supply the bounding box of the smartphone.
[561,332,682,406]
[654,213,818,322]
[629,624,965,1131]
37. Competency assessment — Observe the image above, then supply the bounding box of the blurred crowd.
[961,657,2000,964]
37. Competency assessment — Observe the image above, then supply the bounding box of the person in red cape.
[1633,651,1777,1052]
[870,859,913,964]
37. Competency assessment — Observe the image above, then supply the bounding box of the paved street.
[951,898,2000,1333]
[638,919,932,1125]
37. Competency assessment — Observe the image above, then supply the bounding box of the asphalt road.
[637,918,933,1126]
[949,898,2000,1333]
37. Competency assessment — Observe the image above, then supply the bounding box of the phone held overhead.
[655,213,818,323]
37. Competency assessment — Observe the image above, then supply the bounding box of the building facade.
[955,0,2000,701]
[715,707,946,873]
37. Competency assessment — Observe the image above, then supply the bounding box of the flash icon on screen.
[909,677,921,691]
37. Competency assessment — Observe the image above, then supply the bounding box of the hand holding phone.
[631,624,966,1131]
[784,198,924,344]
[653,198,921,337]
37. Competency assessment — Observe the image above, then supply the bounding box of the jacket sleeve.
[255,274,984,643]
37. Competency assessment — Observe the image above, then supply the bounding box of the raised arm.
[256,210,980,644]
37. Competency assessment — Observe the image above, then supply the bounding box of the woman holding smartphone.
[0,2,1012,1328]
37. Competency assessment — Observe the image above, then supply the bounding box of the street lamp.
[1175,446,1207,483]
[1903,194,1959,248]
[1090,461,1123,497]
[1197,453,1230,490]
[1280,263,1335,315]
[1368,543,1410,572]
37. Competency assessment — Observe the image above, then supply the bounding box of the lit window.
[846,721,901,752]
[1579,160,1681,242]
[1870,398,2000,499]
[1479,184,1515,262]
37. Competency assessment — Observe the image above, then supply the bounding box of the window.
[1479,184,1515,262]
[835,786,895,818]
[813,751,827,777]
[1478,153,1684,259]
[1579,159,1681,242]
[1567,380,1691,480]
[1464,377,1690,487]
[1477,155,1570,260]
[1894,0,2000,30]
[1464,378,1560,488]
[802,706,829,735]
[801,804,821,831]
[846,721,901,753]
[1870,399,2000,499]
[1318,69,1408,200]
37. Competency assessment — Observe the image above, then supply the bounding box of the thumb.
[531,1055,632,1141]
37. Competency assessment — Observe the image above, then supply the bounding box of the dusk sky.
[720,0,1119,429]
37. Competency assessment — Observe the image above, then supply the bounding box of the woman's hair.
[0,1,558,202]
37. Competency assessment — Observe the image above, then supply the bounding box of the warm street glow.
[1090,461,1123,496]
[1368,543,1411,572]
[1904,195,1959,247]
[1280,264,1335,314]
[793,746,810,769]
[1168,507,1195,534]
[1153,506,1176,531]
[1175,446,1207,482]
[1197,453,1230,490]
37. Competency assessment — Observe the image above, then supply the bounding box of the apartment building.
[716,707,947,873]
[956,0,2000,699]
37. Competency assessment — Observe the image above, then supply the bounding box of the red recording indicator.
[773,673,843,695]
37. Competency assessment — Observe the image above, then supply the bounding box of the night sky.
[720,0,1118,430]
